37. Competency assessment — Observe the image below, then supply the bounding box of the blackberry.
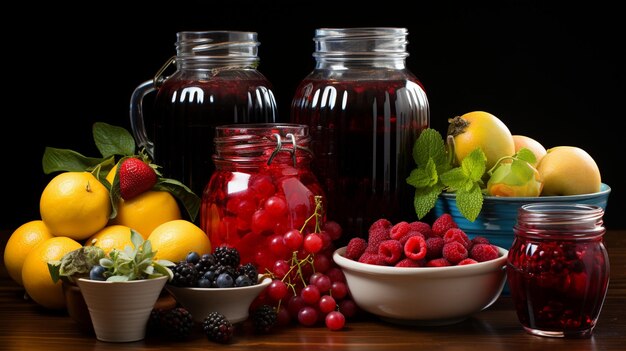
[146,308,164,334]
[171,261,199,287]
[214,246,240,267]
[195,253,216,276]
[202,311,233,343]
[252,305,277,333]
[237,263,258,284]
[161,307,195,339]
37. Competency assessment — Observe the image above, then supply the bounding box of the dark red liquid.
[152,74,277,198]
[291,78,428,242]
[506,237,610,337]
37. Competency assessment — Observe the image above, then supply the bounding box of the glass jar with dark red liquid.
[130,31,277,198]
[507,203,610,338]
[291,28,429,241]
[200,124,325,272]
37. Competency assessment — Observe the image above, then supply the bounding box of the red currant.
[298,306,318,326]
[323,221,343,241]
[283,229,303,250]
[319,295,337,314]
[325,311,345,331]
[301,285,321,305]
[330,281,348,300]
[267,280,288,301]
[264,195,288,217]
[303,233,323,254]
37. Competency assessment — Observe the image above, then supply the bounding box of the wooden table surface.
[1,229,624,351]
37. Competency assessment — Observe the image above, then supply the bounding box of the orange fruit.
[86,225,134,254]
[147,220,211,262]
[40,171,111,240]
[111,190,182,239]
[21,236,82,309]
[4,220,54,286]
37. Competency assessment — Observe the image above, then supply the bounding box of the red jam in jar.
[507,203,610,338]
[200,124,324,272]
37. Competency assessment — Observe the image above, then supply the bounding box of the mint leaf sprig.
[406,128,487,222]
[41,122,200,221]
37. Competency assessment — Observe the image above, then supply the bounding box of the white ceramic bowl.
[333,246,508,326]
[165,274,271,323]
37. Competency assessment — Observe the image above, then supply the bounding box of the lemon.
[86,225,134,254]
[111,190,182,239]
[147,220,211,262]
[40,172,111,240]
[22,236,82,309]
[4,220,54,286]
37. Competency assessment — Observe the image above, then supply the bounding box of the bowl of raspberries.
[165,246,272,324]
[332,213,507,326]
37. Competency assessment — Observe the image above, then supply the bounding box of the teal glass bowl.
[433,183,611,251]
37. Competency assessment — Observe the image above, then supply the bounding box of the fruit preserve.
[291,28,429,242]
[200,124,324,272]
[507,203,610,338]
[130,31,277,198]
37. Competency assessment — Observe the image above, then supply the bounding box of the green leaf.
[511,159,534,184]
[461,148,487,182]
[515,148,537,165]
[406,158,438,188]
[93,122,136,158]
[456,185,483,222]
[154,178,201,221]
[413,185,443,220]
[130,229,143,250]
[440,167,467,190]
[412,129,448,170]
[107,275,129,282]
[48,262,61,284]
[42,147,106,174]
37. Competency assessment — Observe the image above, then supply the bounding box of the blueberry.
[197,278,212,288]
[89,265,106,281]
[203,271,216,281]
[186,251,201,264]
[215,273,234,288]
[235,275,252,287]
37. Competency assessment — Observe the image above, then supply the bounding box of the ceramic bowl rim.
[165,274,271,293]
[333,246,508,277]
[439,182,611,202]
[77,275,169,285]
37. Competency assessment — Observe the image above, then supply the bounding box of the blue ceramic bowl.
[433,183,611,251]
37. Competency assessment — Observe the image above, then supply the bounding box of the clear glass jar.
[290,28,429,241]
[200,124,325,272]
[507,203,610,338]
[130,31,278,197]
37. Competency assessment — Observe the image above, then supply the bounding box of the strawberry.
[118,157,157,200]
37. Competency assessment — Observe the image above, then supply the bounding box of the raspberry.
[431,213,457,237]
[471,236,491,247]
[345,238,367,260]
[378,240,403,265]
[426,258,451,267]
[395,258,423,267]
[403,235,427,261]
[409,221,433,238]
[397,231,424,245]
[458,258,478,265]
[389,221,411,240]
[442,241,468,264]
[365,218,392,253]
[470,244,499,262]
[358,252,385,265]
[425,237,445,259]
[443,228,471,248]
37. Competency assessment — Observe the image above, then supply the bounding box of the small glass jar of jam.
[200,124,325,272]
[507,203,610,338]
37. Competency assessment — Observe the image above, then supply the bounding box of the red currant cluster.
[252,196,357,331]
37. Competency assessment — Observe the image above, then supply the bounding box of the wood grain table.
[1,229,624,351]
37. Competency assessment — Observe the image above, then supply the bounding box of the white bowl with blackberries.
[165,246,272,324]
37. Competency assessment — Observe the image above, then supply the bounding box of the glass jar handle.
[129,56,176,159]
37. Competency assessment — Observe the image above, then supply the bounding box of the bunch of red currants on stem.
[251,196,358,331]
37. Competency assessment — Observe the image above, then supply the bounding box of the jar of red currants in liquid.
[507,203,610,338]
[291,28,429,242]
[200,124,326,273]
[130,31,277,198]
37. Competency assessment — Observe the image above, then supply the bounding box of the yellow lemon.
[4,220,54,286]
[86,225,134,254]
[147,220,211,262]
[111,190,182,239]
[40,172,111,240]
[21,236,82,309]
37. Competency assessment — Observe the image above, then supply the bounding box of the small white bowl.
[165,274,271,323]
[333,246,508,326]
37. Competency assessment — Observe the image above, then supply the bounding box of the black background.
[1,1,623,231]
